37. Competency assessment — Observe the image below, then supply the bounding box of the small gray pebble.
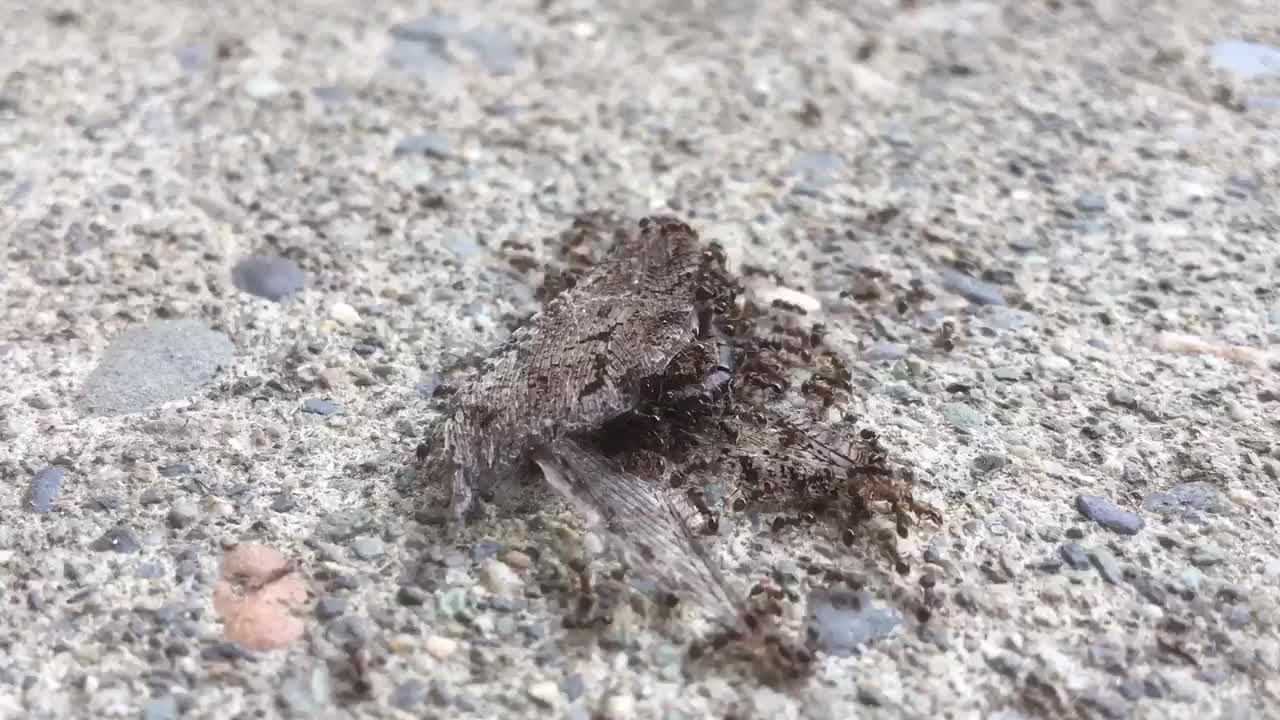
[271,492,297,513]
[991,366,1022,382]
[471,539,502,561]
[1077,688,1127,720]
[560,673,585,702]
[167,500,199,529]
[90,527,142,553]
[1107,386,1137,408]
[28,466,65,513]
[985,651,1023,678]
[788,150,845,191]
[1196,668,1228,685]
[327,616,370,645]
[1118,678,1146,701]
[142,695,180,720]
[1189,544,1227,567]
[1075,495,1143,535]
[428,678,454,707]
[140,488,167,505]
[1130,573,1167,606]
[1143,482,1227,515]
[941,402,983,431]
[232,255,305,301]
[881,382,919,403]
[315,595,348,620]
[397,586,428,606]
[158,463,193,477]
[390,679,429,710]
[318,508,375,541]
[857,685,890,707]
[1088,549,1123,585]
[1075,192,1108,213]
[78,320,234,416]
[302,398,342,416]
[1059,542,1090,570]
[351,536,385,561]
[864,341,907,362]
[393,132,451,158]
[460,25,519,75]
[805,590,902,657]
[972,453,1008,475]
[940,269,1006,306]
[201,641,253,662]
[1224,604,1250,628]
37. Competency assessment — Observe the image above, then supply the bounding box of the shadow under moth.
[416,213,940,684]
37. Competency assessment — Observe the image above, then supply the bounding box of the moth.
[416,213,939,683]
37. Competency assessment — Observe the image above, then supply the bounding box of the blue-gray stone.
[788,151,845,190]
[1142,481,1227,515]
[302,398,341,416]
[864,341,907,362]
[1075,192,1108,213]
[1210,40,1280,80]
[1075,495,1143,535]
[90,527,142,553]
[142,695,179,720]
[78,320,234,416]
[390,679,429,710]
[941,269,1006,306]
[390,14,460,44]
[1059,542,1090,570]
[312,85,351,104]
[28,466,65,513]
[806,590,902,656]
[175,44,212,71]
[461,26,519,75]
[984,306,1034,330]
[560,673,585,701]
[393,132,452,159]
[941,402,983,431]
[315,595,348,620]
[972,453,1007,475]
[159,462,193,477]
[385,39,452,79]
[351,536,385,561]
[232,255,305,301]
[1088,549,1123,584]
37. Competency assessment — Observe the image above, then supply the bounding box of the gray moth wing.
[534,435,742,622]
[419,216,715,521]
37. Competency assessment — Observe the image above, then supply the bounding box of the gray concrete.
[1,1,1278,718]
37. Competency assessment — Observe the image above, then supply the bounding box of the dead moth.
[417,214,733,521]
[416,214,939,684]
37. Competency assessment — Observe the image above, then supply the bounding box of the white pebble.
[480,558,523,596]
[424,635,457,659]
[527,680,559,708]
[329,302,361,326]
[755,285,821,314]
[603,692,635,720]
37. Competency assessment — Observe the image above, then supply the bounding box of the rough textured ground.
[2,1,1279,718]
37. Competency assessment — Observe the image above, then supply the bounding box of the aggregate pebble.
[231,255,305,301]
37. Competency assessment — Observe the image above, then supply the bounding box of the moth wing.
[534,436,742,623]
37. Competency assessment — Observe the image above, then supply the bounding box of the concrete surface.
[2,1,1279,718]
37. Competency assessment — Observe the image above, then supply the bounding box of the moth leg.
[685,487,721,535]
[661,337,736,409]
[563,557,612,630]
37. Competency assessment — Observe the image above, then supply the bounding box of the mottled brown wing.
[423,216,711,519]
[534,436,743,623]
